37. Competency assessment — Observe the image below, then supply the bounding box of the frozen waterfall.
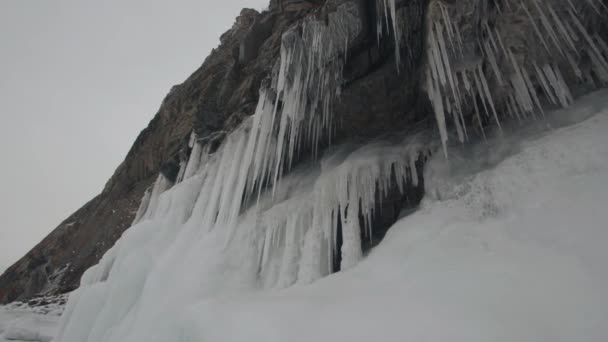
[54,1,608,341]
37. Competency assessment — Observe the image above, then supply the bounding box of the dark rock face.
[1,0,606,303]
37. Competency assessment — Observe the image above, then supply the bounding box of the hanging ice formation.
[127,107,431,286]
[55,118,432,341]
[376,0,402,67]
[53,2,608,339]
[124,1,418,286]
[54,6,433,316]
[267,2,362,190]
[377,0,607,156]
[56,115,433,342]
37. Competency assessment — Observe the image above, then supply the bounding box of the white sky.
[0,0,268,273]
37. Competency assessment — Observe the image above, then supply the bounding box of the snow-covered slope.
[54,89,608,341]
[0,296,65,342]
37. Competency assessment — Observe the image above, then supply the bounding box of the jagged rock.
[239,14,276,63]
[282,0,324,12]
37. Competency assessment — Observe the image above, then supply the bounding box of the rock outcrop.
[1,0,606,303]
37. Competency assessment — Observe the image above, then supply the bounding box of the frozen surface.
[0,297,64,342]
[53,89,608,341]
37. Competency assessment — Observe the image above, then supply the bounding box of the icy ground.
[0,296,65,342]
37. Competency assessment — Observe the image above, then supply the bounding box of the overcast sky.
[0,0,268,273]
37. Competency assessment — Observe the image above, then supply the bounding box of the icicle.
[531,0,566,57]
[461,70,472,92]
[563,19,580,43]
[187,131,196,148]
[594,0,608,14]
[453,22,466,57]
[473,67,492,120]
[388,0,401,68]
[520,0,552,53]
[543,64,571,107]
[132,187,152,225]
[426,69,449,158]
[183,140,202,180]
[534,62,558,105]
[429,25,448,87]
[483,22,499,54]
[472,92,486,138]
[508,93,524,123]
[477,66,502,129]
[507,49,534,114]
[440,4,456,51]
[175,160,187,184]
[435,21,461,114]
[583,0,602,15]
[451,101,465,143]
[546,2,578,53]
[484,40,504,86]
[494,27,509,57]
[568,7,608,72]
[565,50,583,80]
[553,65,574,105]
[409,156,419,187]
[595,35,608,59]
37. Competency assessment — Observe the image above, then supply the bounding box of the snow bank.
[2,316,58,342]
[0,299,63,342]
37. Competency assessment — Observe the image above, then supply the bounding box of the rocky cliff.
[1,0,606,304]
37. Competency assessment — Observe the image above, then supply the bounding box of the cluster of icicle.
[268,1,361,185]
[55,120,429,341]
[258,137,428,284]
[127,1,424,284]
[134,2,363,231]
[380,0,608,156]
[376,0,402,66]
[134,123,430,285]
[130,125,428,288]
